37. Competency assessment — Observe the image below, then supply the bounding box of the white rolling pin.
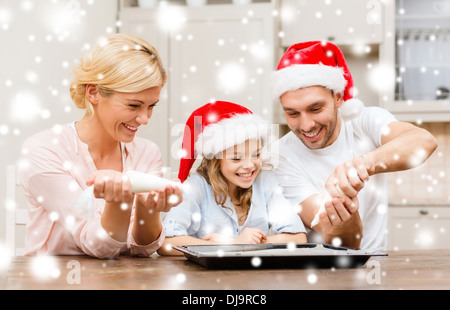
[126,170,184,193]
[77,171,184,215]
[84,170,184,195]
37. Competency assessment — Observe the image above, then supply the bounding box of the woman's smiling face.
[94,85,162,143]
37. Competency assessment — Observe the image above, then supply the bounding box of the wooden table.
[2,250,450,290]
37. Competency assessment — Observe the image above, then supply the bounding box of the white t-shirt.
[272,107,397,250]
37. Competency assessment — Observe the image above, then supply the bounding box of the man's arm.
[325,121,438,198]
[366,121,438,175]
[314,121,437,248]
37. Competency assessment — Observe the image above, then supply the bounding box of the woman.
[19,33,182,259]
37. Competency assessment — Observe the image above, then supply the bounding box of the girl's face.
[220,139,263,191]
[93,85,162,143]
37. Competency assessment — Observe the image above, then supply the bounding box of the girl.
[158,101,306,255]
[19,34,182,259]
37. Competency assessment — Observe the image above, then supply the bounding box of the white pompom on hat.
[272,41,364,120]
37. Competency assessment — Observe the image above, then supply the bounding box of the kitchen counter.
[389,201,450,207]
[2,249,450,290]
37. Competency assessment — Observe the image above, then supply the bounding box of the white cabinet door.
[280,0,383,45]
[120,9,175,170]
[380,0,450,122]
[120,4,275,173]
[167,5,275,170]
[388,206,450,250]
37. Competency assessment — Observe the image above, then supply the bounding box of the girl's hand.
[201,233,234,244]
[86,169,134,204]
[234,228,267,244]
[201,228,268,245]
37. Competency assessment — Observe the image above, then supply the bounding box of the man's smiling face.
[280,86,343,150]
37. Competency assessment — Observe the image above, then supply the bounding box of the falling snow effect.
[0,0,448,290]
[251,256,262,267]
[31,255,61,280]
[0,243,12,272]
[307,273,318,285]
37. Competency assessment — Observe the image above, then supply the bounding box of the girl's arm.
[266,232,307,244]
[158,228,269,256]
[158,235,212,256]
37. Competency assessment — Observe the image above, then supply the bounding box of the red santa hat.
[178,101,269,182]
[272,41,363,119]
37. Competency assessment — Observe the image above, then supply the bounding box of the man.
[271,41,437,250]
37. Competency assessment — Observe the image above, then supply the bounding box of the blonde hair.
[197,157,253,221]
[70,33,167,116]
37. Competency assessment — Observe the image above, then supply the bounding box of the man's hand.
[318,196,358,226]
[312,156,367,249]
[317,196,363,249]
[325,156,370,198]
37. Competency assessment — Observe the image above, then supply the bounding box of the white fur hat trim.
[271,64,347,104]
[195,113,269,157]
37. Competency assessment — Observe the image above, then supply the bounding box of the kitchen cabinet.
[119,5,171,172]
[388,205,450,250]
[279,0,384,46]
[119,2,275,173]
[381,0,450,122]
[277,0,389,120]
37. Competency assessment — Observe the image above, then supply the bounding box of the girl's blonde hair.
[70,33,167,116]
[197,157,253,220]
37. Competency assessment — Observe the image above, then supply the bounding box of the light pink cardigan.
[19,123,165,258]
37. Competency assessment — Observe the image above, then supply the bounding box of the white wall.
[0,0,118,243]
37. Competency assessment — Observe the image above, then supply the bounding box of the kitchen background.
[0,0,449,252]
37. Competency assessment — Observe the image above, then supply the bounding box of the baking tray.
[174,243,387,269]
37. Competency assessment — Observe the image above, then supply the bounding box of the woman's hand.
[86,169,133,204]
[132,185,183,245]
[135,185,183,214]
[86,170,134,242]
